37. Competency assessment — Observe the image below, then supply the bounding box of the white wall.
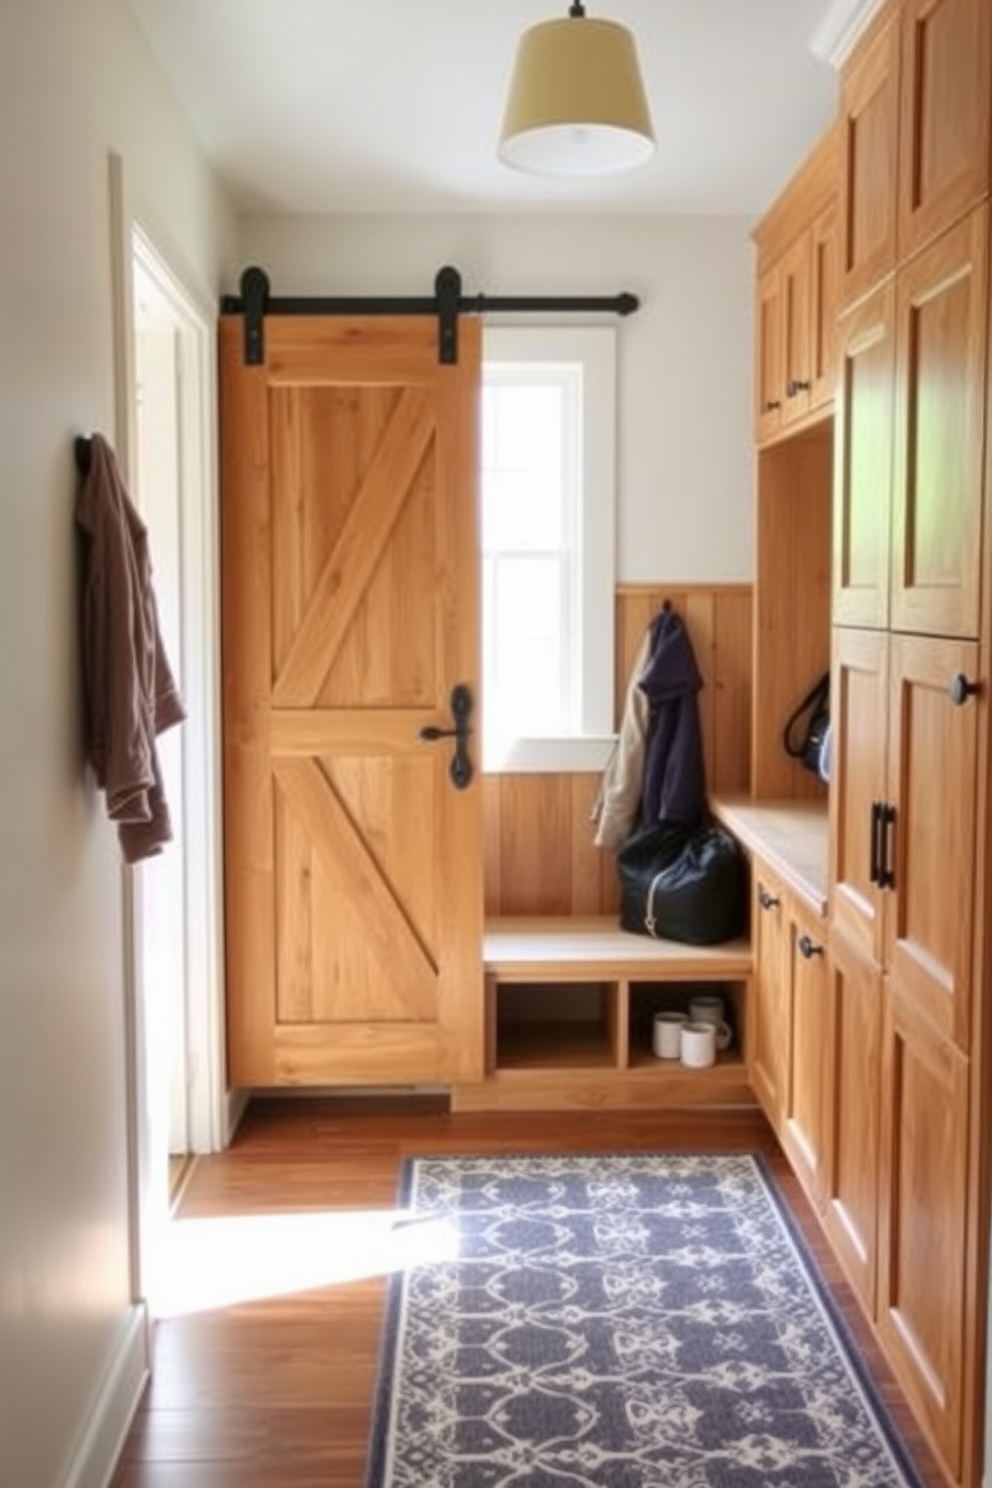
[0,4,237,1487]
[240,212,756,582]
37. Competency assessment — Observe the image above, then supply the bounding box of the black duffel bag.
[617,817,748,945]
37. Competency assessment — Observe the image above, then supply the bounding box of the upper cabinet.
[840,0,992,309]
[833,202,988,638]
[897,0,992,264]
[838,3,901,308]
[754,127,840,447]
[890,204,989,637]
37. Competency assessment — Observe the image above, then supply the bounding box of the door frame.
[109,154,238,1308]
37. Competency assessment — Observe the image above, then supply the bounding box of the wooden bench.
[451,916,755,1113]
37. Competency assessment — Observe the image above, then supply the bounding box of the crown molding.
[810,0,887,68]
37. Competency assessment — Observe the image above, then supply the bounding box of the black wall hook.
[74,436,92,476]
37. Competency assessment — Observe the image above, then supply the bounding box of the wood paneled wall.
[753,426,832,799]
[484,584,754,916]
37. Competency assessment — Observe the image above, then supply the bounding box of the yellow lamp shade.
[499,13,655,177]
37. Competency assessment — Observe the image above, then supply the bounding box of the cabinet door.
[781,905,830,1209]
[890,205,989,638]
[878,982,969,1479]
[823,928,883,1315]
[750,869,789,1127]
[839,2,901,308]
[829,626,888,968]
[885,633,980,1051]
[756,265,784,443]
[781,233,812,429]
[897,0,992,264]
[809,203,839,413]
[832,282,896,630]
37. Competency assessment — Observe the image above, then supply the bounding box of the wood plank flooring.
[112,1097,949,1488]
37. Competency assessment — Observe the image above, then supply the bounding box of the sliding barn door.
[220,316,483,1088]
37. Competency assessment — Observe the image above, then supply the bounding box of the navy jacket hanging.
[638,604,706,830]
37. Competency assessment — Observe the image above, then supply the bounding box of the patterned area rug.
[366,1153,926,1488]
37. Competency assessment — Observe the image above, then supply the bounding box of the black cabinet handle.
[758,887,780,910]
[786,379,811,396]
[949,673,980,706]
[869,802,882,884]
[764,399,781,412]
[797,933,824,959]
[879,803,896,890]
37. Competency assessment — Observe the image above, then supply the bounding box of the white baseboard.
[61,1303,150,1488]
[225,1086,250,1145]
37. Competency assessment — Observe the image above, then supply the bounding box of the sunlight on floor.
[155,1209,460,1317]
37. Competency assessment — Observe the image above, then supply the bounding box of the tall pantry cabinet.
[828,0,992,1482]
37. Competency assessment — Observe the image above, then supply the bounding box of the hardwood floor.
[112,1097,949,1488]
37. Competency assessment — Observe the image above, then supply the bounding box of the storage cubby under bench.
[451,916,755,1113]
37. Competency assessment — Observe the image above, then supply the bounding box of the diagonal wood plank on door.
[272,387,434,707]
[273,757,437,1019]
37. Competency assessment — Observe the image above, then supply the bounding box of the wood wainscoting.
[484,584,753,917]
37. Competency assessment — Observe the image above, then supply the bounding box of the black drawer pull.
[797,933,824,959]
[758,887,780,910]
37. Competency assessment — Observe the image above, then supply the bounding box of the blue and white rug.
[366,1153,926,1488]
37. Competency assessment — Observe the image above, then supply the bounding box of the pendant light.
[498,1,655,177]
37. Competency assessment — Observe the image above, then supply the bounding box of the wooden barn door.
[219,315,483,1088]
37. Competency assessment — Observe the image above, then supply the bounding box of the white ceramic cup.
[652,1010,688,1059]
[680,1021,716,1069]
[689,996,732,1051]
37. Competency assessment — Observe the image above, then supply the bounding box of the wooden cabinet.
[758,7,992,1479]
[833,204,989,638]
[838,1,901,308]
[754,128,839,447]
[810,203,840,410]
[879,981,971,1477]
[756,266,785,444]
[897,0,992,264]
[891,204,988,638]
[823,927,883,1314]
[832,283,896,631]
[781,898,831,1209]
[751,868,789,1122]
[830,626,981,1053]
[829,626,889,965]
[828,619,984,1476]
[780,232,813,432]
[750,860,831,1211]
[840,0,991,308]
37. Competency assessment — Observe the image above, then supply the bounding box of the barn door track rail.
[220,264,641,367]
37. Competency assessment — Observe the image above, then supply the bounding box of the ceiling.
[128,0,854,217]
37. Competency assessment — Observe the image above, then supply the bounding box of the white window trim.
[482,325,617,774]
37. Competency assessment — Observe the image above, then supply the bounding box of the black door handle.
[869,801,882,884]
[418,684,473,790]
[797,933,825,959]
[758,887,780,910]
[879,803,896,889]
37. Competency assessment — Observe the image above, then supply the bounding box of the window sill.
[482,735,616,775]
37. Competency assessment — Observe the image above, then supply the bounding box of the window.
[481,326,616,772]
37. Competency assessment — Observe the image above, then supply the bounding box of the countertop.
[710,796,829,917]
